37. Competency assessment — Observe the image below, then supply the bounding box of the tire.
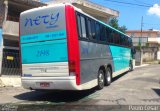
[104,67,112,86]
[97,70,105,90]
[129,61,133,71]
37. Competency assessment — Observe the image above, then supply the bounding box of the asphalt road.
[0,64,160,110]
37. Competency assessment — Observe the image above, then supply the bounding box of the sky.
[40,0,160,30]
[89,0,160,30]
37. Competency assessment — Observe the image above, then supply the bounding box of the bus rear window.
[20,5,66,44]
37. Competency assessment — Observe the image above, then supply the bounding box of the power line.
[104,0,152,7]
[143,23,160,26]
[133,0,152,6]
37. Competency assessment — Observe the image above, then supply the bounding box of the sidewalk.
[135,64,149,68]
[0,76,21,87]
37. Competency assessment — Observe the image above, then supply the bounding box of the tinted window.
[77,14,82,38]
[120,34,125,46]
[128,38,132,47]
[124,37,128,46]
[87,19,92,38]
[80,16,87,38]
[106,28,112,43]
[96,23,100,40]
[100,25,107,41]
[113,32,120,45]
[91,20,96,39]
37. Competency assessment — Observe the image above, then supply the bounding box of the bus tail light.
[69,61,76,72]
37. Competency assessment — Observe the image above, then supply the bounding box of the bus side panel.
[109,45,131,72]
[79,41,114,85]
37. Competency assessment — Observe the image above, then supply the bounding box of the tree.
[108,18,127,33]
[108,18,119,29]
[119,25,127,33]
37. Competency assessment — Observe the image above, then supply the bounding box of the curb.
[135,64,149,68]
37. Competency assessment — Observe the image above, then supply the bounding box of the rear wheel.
[105,67,112,86]
[97,70,105,90]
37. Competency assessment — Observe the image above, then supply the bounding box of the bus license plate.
[40,82,50,87]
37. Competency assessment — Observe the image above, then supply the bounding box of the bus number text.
[36,50,50,57]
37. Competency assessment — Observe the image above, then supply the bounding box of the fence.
[1,48,21,76]
[131,37,148,46]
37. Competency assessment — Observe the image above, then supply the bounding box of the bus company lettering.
[24,12,59,28]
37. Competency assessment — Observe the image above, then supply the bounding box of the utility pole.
[140,16,143,65]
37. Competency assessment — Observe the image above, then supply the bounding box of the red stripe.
[65,5,80,85]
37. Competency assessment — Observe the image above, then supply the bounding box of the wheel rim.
[98,73,104,87]
[107,70,111,82]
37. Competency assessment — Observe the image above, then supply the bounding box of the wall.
[135,47,158,65]
[0,0,5,27]
[157,51,160,60]
[135,50,141,65]
[127,31,158,38]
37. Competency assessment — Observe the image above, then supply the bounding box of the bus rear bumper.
[21,76,93,90]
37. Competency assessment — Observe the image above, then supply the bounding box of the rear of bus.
[20,4,81,90]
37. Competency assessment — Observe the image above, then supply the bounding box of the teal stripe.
[109,45,131,72]
[20,30,66,43]
[21,39,68,64]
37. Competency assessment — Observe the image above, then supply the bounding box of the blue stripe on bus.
[21,39,68,64]
[20,30,66,43]
[109,45,131,72]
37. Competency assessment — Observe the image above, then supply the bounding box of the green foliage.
[108,18,127,33]
[119,25,127,33]
[108,18,119,29]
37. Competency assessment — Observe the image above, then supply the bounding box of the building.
[126,30,160,47]
[0,0,119,79]
[0,0,45,76]
[126,30,160,63]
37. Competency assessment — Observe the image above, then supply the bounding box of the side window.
[107,28,112,43]
[114,32,120,45]
[96,23,100,41]
[80,16,87,38]
[122,35,126,46]
[127,38,131,47]
[91,20,96,39]
[100,26,107,42]
[124,37,128,47]
[87,19,92,39]
[77,14,82,38]
[129,38,132,47]
[120,34,124,46]
[111,31,115,44]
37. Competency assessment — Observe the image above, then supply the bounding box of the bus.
[20,4,135,90]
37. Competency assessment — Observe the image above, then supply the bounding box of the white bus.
[20,4,135,90]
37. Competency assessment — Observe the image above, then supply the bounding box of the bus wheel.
[129,61,133,71]
[105,67,112,86]
[97,70,105,90]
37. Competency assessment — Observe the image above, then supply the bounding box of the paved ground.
[0,64,160,110]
